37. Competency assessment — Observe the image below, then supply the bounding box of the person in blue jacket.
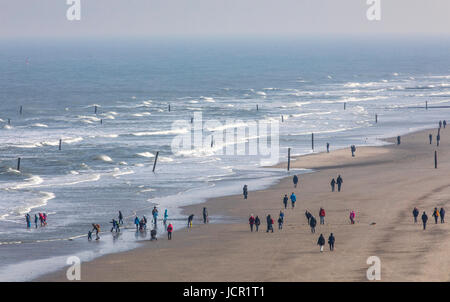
[290,192,297,208]
[134,216,140,230]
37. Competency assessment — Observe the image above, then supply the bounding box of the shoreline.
[36,124,450,281]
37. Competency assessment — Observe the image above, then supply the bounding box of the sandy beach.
[38,126,450,282]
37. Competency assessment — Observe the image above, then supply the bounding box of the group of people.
[413,207,445,230]
[282,193,297,209]
[330,175,343,192]
[25,212,47,228]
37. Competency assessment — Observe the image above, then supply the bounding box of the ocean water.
[0,36,449,280]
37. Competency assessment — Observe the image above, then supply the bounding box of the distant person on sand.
[309,216,317,233]
[243,185,248,199]
[118,211,124,225]
[328,233,335,251]
[255,216,261,232]
[327,142,330,153]
[440,208,445,223]
[351,145,356,157]
[167,223,173,240]
[319,207,326,225]
[203,207,209,224]
[444,120,447,128]
[439,120,442,128]
[249,214,255,232]
[422,212,428,230]
[290,192,296,208]
[278,211,284,230]
[432,208,439,224]
[188,214,194,228]
[336,175,343,192]
[349,211,356,224]
[317,234,325,252]
[412,207,419,223]
[330,178,336,192]
[266,214,274,233]
[283,194,288,209]
[429,134,432,144]
[293,175,299,188]
[305,210,312,224]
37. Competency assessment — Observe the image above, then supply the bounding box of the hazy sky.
[1,0,449,38]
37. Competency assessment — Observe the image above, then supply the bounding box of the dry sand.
[39,127,450,282]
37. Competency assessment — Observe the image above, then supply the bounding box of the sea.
[0,35,449,281]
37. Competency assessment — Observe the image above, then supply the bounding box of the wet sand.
[38,126,450,282]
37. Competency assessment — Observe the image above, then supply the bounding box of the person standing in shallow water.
[283,194,288,209]
[330,178,336,192]
[328,233,335,251]
[203,207,208,224]
[317,234,325,252]
[422,212,428,230]
[440,207,445,223]
[336,175,343,192]
[243,185,248,199]
[118,211,124,225]
[293,175,299,188]
[34,214,38,228]
[412,207,419,223]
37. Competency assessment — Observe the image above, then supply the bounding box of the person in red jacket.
[319,208,326,225]
[167,223,173,240]
[249,215,256,232]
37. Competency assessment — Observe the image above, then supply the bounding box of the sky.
[0,0,449,38]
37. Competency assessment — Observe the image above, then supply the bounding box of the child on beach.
[188,214,194,228]
[349,211,356,224]
[167,223,173,240]
[88,230,92,241]
[412,207,419,223]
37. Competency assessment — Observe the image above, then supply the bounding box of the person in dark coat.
[432,207,439,224]
[422,212,428,230]
[255,216,261,232]
[336,175,343,192]
[328,233,335,251]
[317,234,326,252]
[305,210,312,224]
[243,185,248,199]
[283,194,288,209]
[440,207,445,223]
[437,134,440,147]
[293,175,299,188]
[309,216,317,233]
[203,207,209,224]
[249,215,255,232]
[188,214,194,228]
[439,120,442,129]
[412,207,419,223]
[444,120,447,128]
[326,142,330,153]
[266,215,274,233]
[429,133,433,144]
[330,178,336,192]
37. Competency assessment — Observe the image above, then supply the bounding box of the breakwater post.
[287,148,291,171]
[152,151,159,172]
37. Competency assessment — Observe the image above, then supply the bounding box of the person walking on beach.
[134,216,140,230]
[349,211,356,224]
[290,192,297,209]
[293,175,299,188]
[440,207,445,223]
[317,234,325,252]
[429,133,433,144]
[167,223,173,240]
[283,194,288,209]
[203,207,209,224]
[351,145,356,157]
[255,216,260,232]
[25,214,31,228]
[437,134,441,146]
[422,212,428,230]
[266,214,274,233]
[328,233,335,251]
[432,207,439,224]
[413,207,419,223]
[152,207,158,225]
[305,210,312,224]
[87,230,92,241]
[319,207,326,225]
[309,216,317,233]
[439,120,442,129]
[327,142,330,153]
[110,219,119,232]
[330,178,336,192]
[163,209,168,225]
[34,214,38,228]
[243,185,248,200]
[336,175,343,192]
[188,214,194,228]
[278,211,285,230]
[249,214,255,232]
[444,120,447,128]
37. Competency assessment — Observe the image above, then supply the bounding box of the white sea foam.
[136,152,155,158]
[94,155,113,162]
[131,128,189,136]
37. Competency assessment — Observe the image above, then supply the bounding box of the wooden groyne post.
[19,106,23,115]
[168,104,171,112]
[311,133,314,151]
[287,148,291,171]
[94,106,97,114]
[256,104,259,111]
[344,102,346,110]
[59,139,62,151]
[435,150,437,169]
[17,158,21,171]
[426,101,428,110]
[375,114,378,123]
[152,151,159,172]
